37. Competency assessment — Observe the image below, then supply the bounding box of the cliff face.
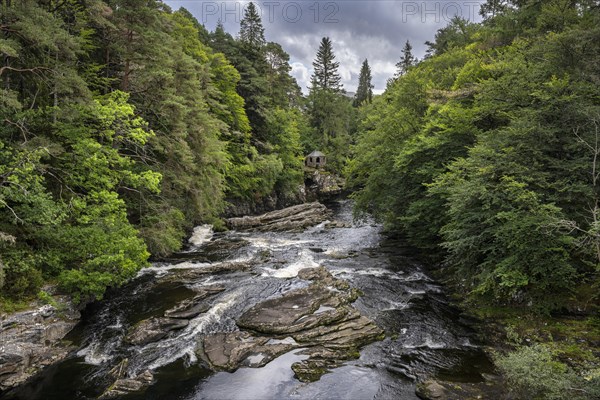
[224,170,345,218]
[304,169,345,201]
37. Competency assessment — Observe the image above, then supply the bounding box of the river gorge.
[3,200,496,399]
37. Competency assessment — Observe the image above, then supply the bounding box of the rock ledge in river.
[226,202,330,232]
[197,266,384,382]
[124,317,188,346]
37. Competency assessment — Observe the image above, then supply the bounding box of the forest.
[0,0,359,304]
[350,0,600,313]
[1,0,600,398]
[347,2,600,396]
[0,0,600,312]
[1,0,598,321]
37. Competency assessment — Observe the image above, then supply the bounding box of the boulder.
[416,380,448,399]
[164,286,225,319]
[226,202,330,232]
[100,370,154,399]
[124,317,188,346]
[415,378,506,400]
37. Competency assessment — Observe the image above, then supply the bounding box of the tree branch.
[0,66,51,76]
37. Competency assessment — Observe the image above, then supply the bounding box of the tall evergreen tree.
[311,37,342,92]
[354,59,373,107]
[395,40,416,78]
[239,2,265,50]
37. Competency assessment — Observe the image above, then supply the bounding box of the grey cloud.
[165,1,483,93]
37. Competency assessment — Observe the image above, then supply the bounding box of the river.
[4,199,494,399]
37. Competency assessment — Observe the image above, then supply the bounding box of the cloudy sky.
[165,1,484,94]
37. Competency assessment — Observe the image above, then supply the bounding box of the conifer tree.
[354,59,373,107]
[395,40,416,78]
[239,2,265,49]
[311,37,342,92]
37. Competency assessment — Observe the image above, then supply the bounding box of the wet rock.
[108,358,129,379]
[124,317,188,346]
[297,266,332,282]
[198,331,293,371]
[100,370,154,398]
[416,380,447,399]
[226,202,330,232]
[0,298,79,391]
[291,358,337,382]
[292,314,381,346]
[165,301,210,319]
[324,220,351,229]
[157,261,252,284]
[289,343,361,382]
[0,352,24,381]
[237,286,334,334]
[415,378,505,400]
[164,286,225,319]
[200,266,383,382]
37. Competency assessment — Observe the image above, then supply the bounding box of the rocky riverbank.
[0,295,80,392]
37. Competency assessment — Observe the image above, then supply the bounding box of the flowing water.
[4,200,494,400]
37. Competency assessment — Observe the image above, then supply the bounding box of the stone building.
[305,150,326,168]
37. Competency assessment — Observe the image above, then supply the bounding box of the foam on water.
[246,236,313,249]
[403,336,448,350]
[381,300,409,311]
[331,267,405,280]
[136,261,210,276]
[188,224,213,248]
[261,249,319,278]
[138,255,256,277]
[77,342,113,365]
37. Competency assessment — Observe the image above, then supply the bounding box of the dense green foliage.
[496,344,600,399]
[0,0,307,305]
[349,0,600,312]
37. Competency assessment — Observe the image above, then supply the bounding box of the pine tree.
[239,2,265,49]
[395,40,416,78]
[311,37,342,92]
[354,59,373,107]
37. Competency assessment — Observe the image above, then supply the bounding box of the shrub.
[496,344,599,400]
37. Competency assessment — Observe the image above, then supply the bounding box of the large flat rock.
[198,331,294,371]
[197,266,384,382]
[226,202,330,232]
